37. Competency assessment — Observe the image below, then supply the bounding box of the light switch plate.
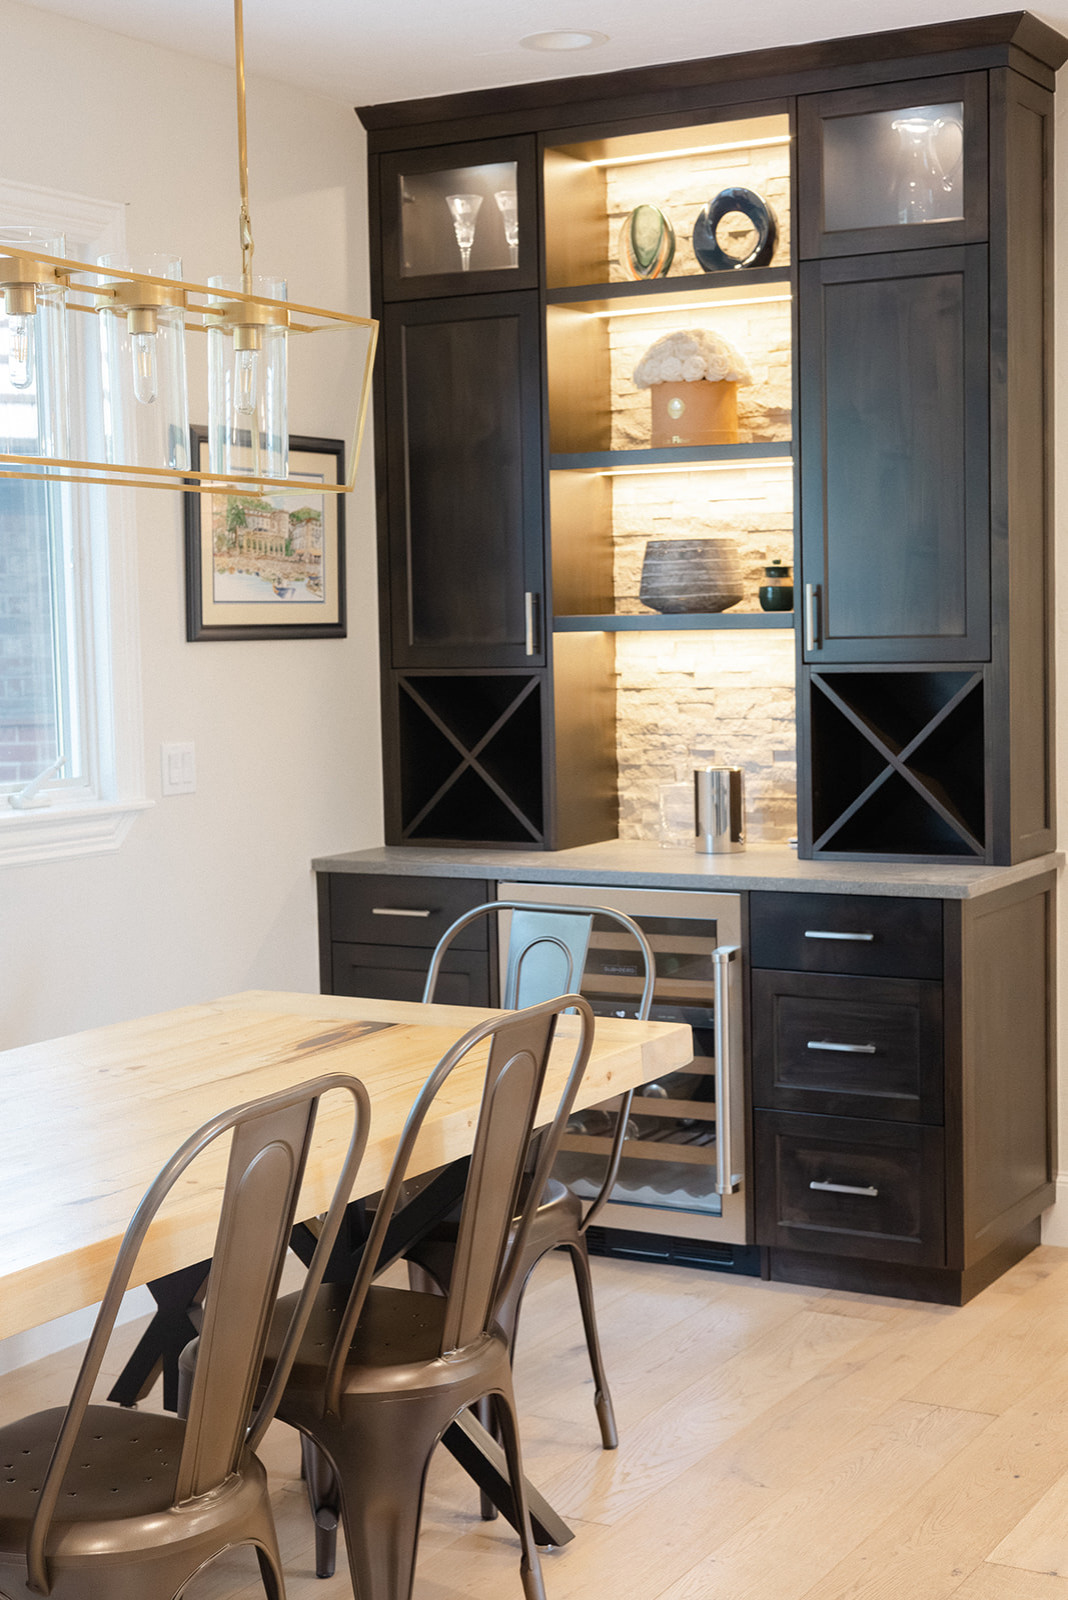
[161,741,196,795]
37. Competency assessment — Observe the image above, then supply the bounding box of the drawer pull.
[803,930,875,942]
[809,1180,879,1198]
[806,1040,877,1055]
[371,907,434,919]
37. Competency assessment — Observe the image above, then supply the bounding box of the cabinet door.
[378,136,538,300]
[384,292,546,669]
[799,246,989,663]
[797,74,987,259]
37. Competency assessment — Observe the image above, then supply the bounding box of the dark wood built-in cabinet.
[360,13,1062,866]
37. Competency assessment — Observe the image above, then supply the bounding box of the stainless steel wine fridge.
[498,880,753,1270]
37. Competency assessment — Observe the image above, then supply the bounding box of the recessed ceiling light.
[520,30,610,50]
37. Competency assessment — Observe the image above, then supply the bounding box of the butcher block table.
[2,988,692,1342]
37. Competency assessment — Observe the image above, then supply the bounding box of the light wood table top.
[2,989,692,1343]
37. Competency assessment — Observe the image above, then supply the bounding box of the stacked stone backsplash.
[615,630,797,846]
[602,133,797,845]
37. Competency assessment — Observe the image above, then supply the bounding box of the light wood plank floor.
[6,1245,1068,1599]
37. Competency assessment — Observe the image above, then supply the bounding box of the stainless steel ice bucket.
[694,766,745,853]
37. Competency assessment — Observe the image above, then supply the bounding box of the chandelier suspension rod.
[233,0,254,293]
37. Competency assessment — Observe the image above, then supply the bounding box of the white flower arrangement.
[633,328,753,388]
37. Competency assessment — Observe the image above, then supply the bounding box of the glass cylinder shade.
[207,274,288,482]
[0,228,69,464]
[97,253,190,472]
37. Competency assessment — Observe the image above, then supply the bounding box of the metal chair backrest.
[422,898,656,1021]
[26,1072,370,1595]
[323,996,593,1412]
[423,899,655,1232]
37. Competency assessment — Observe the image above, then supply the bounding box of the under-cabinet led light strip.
[599,456,793,477]
[589,135,791,168]
[590,293,792,318]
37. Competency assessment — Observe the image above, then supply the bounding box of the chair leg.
[474,1394,500,1523]
[490,1389,547,1600]
[255,1542,287,1600]
[300,1433,341,1579]
[564,1238,618,1449]
[304,1414,432,1600]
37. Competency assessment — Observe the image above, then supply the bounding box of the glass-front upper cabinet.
[797,75,987,258]
[378,136,538,300]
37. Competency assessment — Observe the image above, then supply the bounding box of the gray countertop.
[312,840,1063,900]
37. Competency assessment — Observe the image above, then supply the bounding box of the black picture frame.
[183,425,346,641]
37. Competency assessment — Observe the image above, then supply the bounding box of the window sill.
[0,798,154,868]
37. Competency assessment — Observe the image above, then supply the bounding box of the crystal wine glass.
[494,189,519,267]
[445,193,483,271]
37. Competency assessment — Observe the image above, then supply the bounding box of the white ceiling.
[12,0,1068,109]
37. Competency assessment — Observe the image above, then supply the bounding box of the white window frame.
[0,179,150,867]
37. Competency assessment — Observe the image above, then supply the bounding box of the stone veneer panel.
[587,130,797,846]
[615,630,797,846]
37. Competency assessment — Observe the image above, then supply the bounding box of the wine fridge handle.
[713,943,741,1196]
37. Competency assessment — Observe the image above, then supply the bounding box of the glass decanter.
[890,115,962,225]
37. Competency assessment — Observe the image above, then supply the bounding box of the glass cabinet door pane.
[823,102,964,233]
[399,162,519,278]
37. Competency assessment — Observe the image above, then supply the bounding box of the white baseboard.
[1041,1180,1068,1247]
[0,1286,153,1378]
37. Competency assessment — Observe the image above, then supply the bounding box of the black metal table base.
[106,1260,210,1411]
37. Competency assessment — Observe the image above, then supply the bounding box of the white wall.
[0,0,382,1049]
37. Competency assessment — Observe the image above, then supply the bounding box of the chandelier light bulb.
[130,328,158,406]
[234,344,259,416]
[7,311,34,389]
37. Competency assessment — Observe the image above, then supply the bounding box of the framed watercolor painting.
[183,426,346,640]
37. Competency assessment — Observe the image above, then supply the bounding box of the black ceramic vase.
[639,538,745,614]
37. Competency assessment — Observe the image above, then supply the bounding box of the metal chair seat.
[265,1282,478,1390]
[0,1406,188,1535]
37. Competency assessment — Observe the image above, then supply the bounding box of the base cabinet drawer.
[330,942,492,1007]
[328,874,493,948]
[751,969,943,1122]
[754,1111,945,1266]
[749,892,943,979]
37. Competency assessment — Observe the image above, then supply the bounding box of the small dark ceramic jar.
[758,561,793,612]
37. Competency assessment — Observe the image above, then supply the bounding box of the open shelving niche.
[542,109,799,846]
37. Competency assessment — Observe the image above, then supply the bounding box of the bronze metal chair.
[0,1071,370,1600]
[414,900,655,1461]
[255,994,595,1600]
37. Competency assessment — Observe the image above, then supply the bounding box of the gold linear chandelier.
[0,0,377,495]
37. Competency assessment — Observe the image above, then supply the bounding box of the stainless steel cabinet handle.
[806,1040,877,1054]
[713,944,741,1196]
[804,582,820,651]
[371,906,433,918]
[803,930,875,942]
[810,1180,879,1197]
[525,591,537,656]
